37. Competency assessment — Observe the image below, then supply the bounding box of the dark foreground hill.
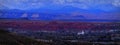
[0,29,51,45]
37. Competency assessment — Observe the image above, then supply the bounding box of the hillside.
[0,29,50,45]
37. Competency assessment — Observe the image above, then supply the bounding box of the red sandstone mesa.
[0,21,120,31]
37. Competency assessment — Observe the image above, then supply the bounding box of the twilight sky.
[0,0,120,21]
[0,0,120,10]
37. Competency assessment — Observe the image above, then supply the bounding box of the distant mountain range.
[0,5,120,13]
[0,6,120,22]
